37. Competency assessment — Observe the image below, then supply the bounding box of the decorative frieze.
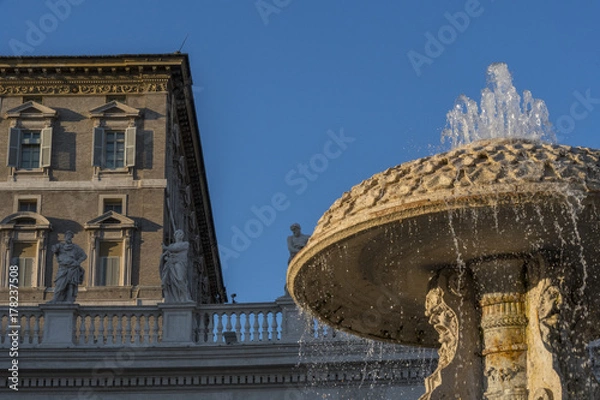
[0,80,168,96]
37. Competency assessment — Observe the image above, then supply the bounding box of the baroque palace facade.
[0,54,225,306]
[0,54,435,399]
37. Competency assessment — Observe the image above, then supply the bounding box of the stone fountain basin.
[287,139,600,347]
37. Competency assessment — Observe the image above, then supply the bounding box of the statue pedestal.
[159,302,196,345]
[40,303,79,347]
[276,294,305,342]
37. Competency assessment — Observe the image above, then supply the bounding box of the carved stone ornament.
[419,287,459,400]
[313,140,600,237]
[0,81,168,96]
[485,363,524,384]
[538,284,563,350]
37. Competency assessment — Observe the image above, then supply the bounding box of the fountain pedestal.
[288,139,600,399]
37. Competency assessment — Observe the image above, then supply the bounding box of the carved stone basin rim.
[287,138,600,347]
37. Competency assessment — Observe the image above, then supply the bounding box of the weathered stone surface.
[314,138,600,237]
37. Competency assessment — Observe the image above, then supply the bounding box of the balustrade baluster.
[206,312,214,343]
[252,313,260,342]
[150,315,158,343]
[33,315,40,345]
[106,314,114,345]
[23,314,30,344]
[76,315,84,345]
[243,312,251,343]
[125,314,132,344]
[216,313,224,343]
[97,314,105,345]
[116,315,123,344]
[261,311,269,341]
[272,312,279,341]
[225,312,233,335]
[195,312,204,344]
[143,315,150,344]
[90,314,98,345]
[234,313,242,341]
[133,314,140,345]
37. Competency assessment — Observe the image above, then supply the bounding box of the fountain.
[287,63,600,399]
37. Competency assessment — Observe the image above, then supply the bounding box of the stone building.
[0,54,226,306]
[0,54,436,399]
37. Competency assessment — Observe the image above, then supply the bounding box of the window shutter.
[40,127,53,168]
[92,127,104,167]
[7,127,20,167]
[125,127,136,167]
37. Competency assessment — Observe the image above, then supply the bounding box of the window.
[84,212,135,288]
[105,131,125,169]
[92,127,136,170]
[103,199,123,214]
[20,131,41,169]
[89,101,140,173]
[0,213,51,288]
[13,195,42,214]
[12,242,36,287]
[97,242,122,286]
[99,195,127,215]
[18,199,38,212]
[6,101,56,174]
[7,127,52,170]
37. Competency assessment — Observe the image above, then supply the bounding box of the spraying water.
[442,63,556,148]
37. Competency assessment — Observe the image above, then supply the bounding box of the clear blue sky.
[1,0,599,303]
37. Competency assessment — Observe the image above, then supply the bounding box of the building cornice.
[0,54,187,96]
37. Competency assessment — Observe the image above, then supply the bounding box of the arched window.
[0,212,51,287]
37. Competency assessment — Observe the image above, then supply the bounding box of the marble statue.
[287,223,310,264]
[48,231,87,304]
[160,229,192,303]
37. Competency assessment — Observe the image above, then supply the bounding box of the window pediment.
[85,211,136,229]
[89,101,141,119]
[5,101,58,120]
[0,212,51,229]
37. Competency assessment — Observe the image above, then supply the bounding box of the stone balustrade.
[0,296,343,348]
[75,306,163,346]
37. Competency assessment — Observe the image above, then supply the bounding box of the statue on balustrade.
[287,223,310,264]
[160,229,193,303]
[48,230,87,304]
